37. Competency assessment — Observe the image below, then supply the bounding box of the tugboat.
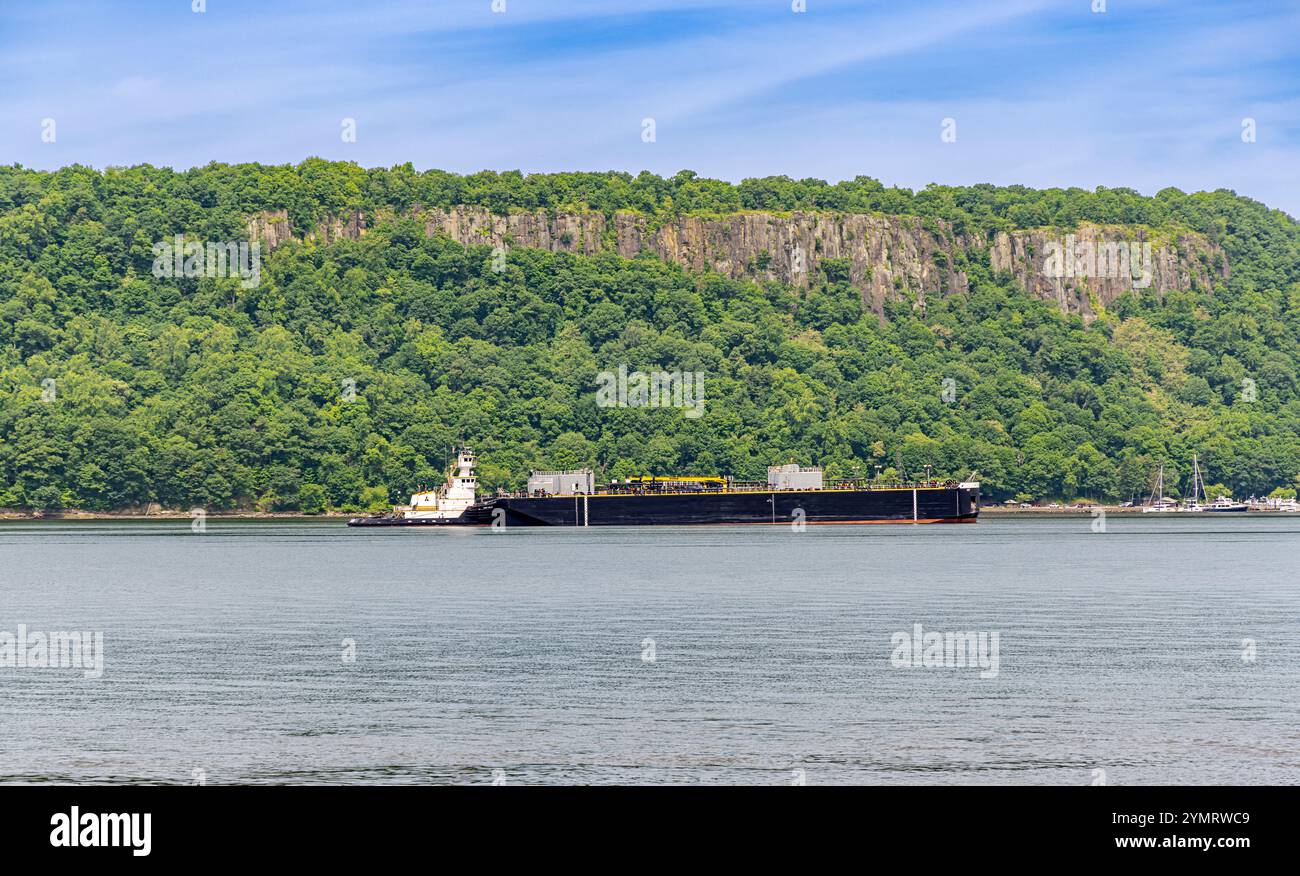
[347,449,492,526]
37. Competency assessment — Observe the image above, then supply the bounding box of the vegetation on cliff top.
[1,161,1298,512]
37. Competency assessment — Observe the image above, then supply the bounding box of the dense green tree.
[1,163,1298,509]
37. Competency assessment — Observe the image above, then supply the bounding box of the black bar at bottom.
[1,786,1287,862]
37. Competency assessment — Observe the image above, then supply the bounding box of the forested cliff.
[1,160,1298,512]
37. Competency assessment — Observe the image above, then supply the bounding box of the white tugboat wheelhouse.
[400,448,479,520]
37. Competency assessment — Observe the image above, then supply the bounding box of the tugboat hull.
[347,505,494,527]
[347,515,475,527]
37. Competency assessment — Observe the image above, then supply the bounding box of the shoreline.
[1,506,1290,521]
[0,510,358,521]
[1,505,1123,520]
[983,505,1127,514]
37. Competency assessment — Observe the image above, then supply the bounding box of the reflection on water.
[1,516,1298,785]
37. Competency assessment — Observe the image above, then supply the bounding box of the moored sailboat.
[1182,454,1248,512]
[1178,454,1206,512]
[1142,464,1177,513]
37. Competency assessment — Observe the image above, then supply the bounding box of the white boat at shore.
[1142,464,1178,512]
[1204,496,1248,513]
[1248,497,1299,512]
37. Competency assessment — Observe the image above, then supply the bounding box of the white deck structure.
[396,449,480,520]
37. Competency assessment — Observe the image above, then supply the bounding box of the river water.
[1,516,1297,784]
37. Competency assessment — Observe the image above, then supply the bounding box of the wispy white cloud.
[1,0,1296,216]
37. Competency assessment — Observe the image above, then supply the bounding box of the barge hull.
[486,485,979,527]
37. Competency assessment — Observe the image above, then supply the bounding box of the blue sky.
[3,0,1298,215]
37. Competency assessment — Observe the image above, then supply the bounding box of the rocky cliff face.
[247,207,1226,319]
[611,211,968,315]
[988,226,1225,319]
